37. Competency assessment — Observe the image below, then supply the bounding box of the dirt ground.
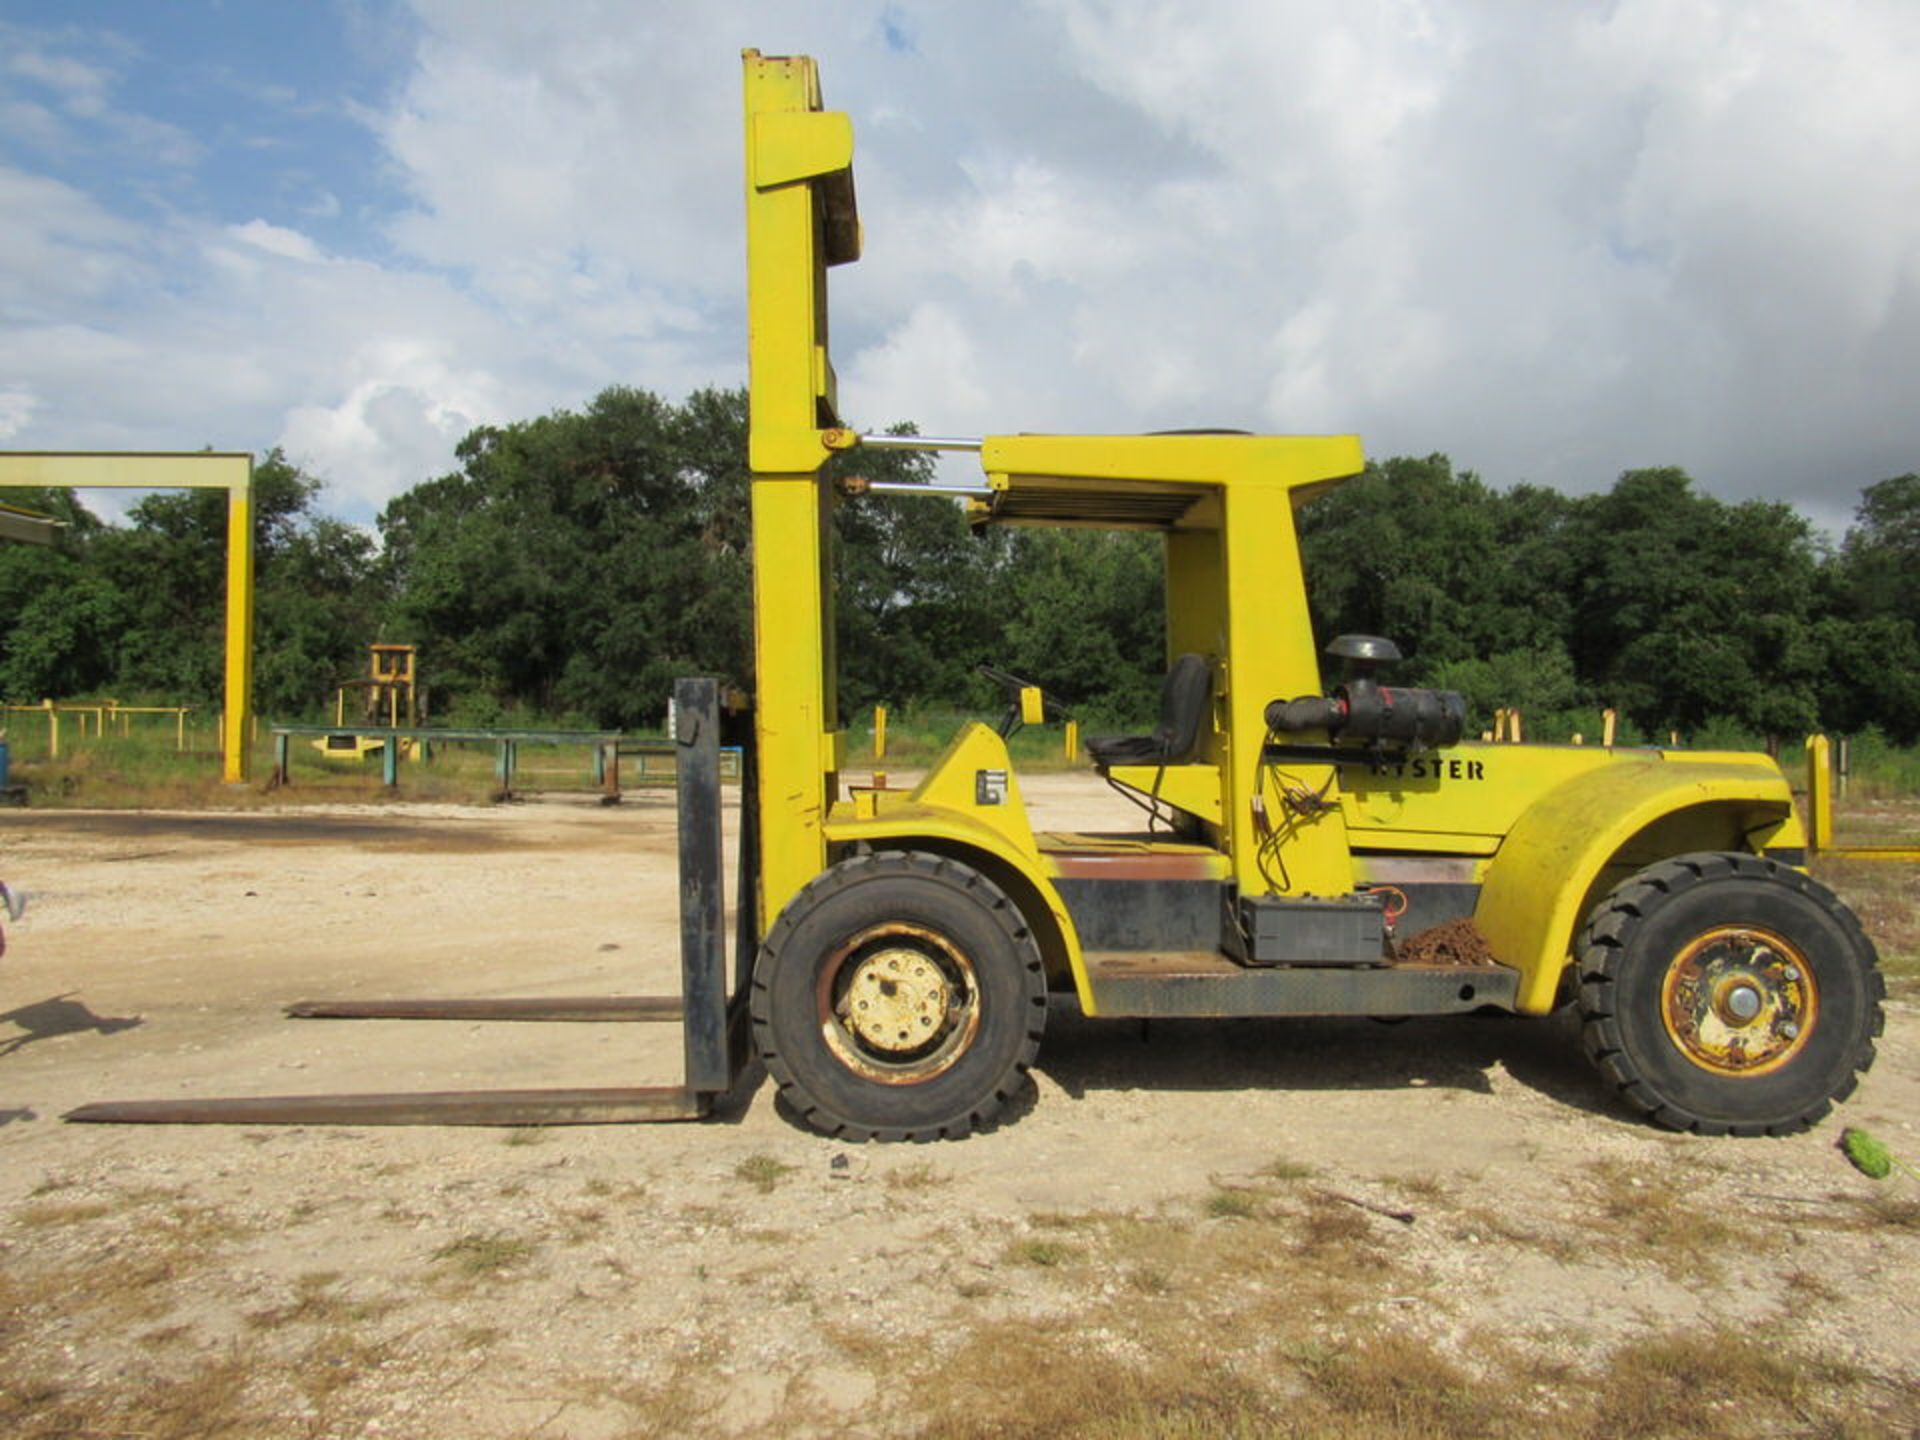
[2,775,1917,1437]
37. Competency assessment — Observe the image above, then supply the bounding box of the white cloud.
[0,0,1916,537]
[280,339,502,513]
[229,219,328,264]
[0,388,40,441]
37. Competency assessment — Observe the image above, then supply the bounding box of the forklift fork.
[65,678,755,1127]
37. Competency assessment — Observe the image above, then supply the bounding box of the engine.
[1265,634,1466,753]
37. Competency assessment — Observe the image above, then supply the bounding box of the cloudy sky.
[3,1,1917,536]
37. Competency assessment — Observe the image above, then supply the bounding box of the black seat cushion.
[1086,654,1211,769]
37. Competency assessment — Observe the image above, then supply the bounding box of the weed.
[1300,1330,1514,1438]
[1008,1238,1076,1268]
[734,1153,799,1195]
[1030,1209,1102,1231]
[884,1160,948,1191]
[1204,1187,1263,1220]
[245,1271,346,1330]
[1128,1266,1173,1296]
[1595,1327,1865,1439]
[1783,1267,1843,1305]
[1587,1158,1735,1280]
[503,1125,550,1147]
[1446,1206,1579,1263]
[431,1231,534,1277]
[1260,1156,1318,1182]
[1294,1195,1376,1254]
[1390,1172,1449,1202]
[11,1200,115,1228]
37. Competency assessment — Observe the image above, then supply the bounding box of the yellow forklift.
[734,50,1880,1141]
[71,51,1882,1141]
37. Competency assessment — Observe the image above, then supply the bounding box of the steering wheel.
[976,665,1071,739]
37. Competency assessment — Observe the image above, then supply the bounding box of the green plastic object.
[1840,1127,1920,1183]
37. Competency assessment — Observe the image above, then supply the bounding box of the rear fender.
[1476,759,1799,1014]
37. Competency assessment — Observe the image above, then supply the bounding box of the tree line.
[3,384,1916,746]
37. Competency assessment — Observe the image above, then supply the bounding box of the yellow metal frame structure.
[742,51,1813,1020]
[0,499,65,546]
[0,452,254,782]
[1805,734,1920,862]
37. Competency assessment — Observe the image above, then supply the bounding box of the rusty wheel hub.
[1661,926,1817,1077]
[818,924,981,1085]
[843,946,954,1054]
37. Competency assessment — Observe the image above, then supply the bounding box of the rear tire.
[751,851,1047,1141]
[1576,852,1883,1135]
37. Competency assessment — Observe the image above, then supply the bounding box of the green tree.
[0,488,120,699]
[996,529,1163,722]
[1299,455,1576,682]
[1568,469,1823,738]
[86,451,375,712]
[379,387,755,727]
[829,435,1014,712]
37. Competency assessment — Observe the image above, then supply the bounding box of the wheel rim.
[1659,925,1818,1078]
[816,923,981,1085]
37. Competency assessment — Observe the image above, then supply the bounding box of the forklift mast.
[742,50,1370,913]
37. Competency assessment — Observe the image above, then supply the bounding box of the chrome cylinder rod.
[856,433,983,452]
[861,481,993,498]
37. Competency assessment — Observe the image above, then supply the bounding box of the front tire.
[751,851,1047,1141]
[1576,852,1883,1135]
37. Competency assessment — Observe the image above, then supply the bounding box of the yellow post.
[873,705,887,760]
[1064,718,1079,761]
[1602,708,1617,747]
[223,480,254,782]
[1492,707,1508,742]
[1806,734,1833,855]
[176,708,186,751]
[43,698,58,758]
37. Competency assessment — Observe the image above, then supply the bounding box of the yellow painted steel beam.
[0,501,65,546]
[1805,733,1920,860]
[0,451,255,782]
[742,51,860,921]
[1806,734,1835,853]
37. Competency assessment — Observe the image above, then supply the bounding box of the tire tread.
[1574,850,1881,1135]
[749,850,1046,1142]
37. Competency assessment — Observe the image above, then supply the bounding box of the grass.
[1586,1158,1736,1281]
[733,1153,799,1195]
[1007,1237,1077,1268]
[1817,854,1920,995]
[1259,1155,1319,1183]
[5,1163,1915,1439]
[884,1160,949,1190]
[1203,1186,1264,1220]
[429,1231,535,1278]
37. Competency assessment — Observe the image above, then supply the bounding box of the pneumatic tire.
[1576,852,1884,1136]
[751,851,1047,1141]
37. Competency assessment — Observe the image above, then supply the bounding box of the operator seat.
[1086,654,1212,769]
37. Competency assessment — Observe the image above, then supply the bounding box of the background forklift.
[72,51,1884,1143]
[734,50,1882,1142]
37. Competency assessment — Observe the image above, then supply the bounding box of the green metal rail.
[269,724,740,796]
